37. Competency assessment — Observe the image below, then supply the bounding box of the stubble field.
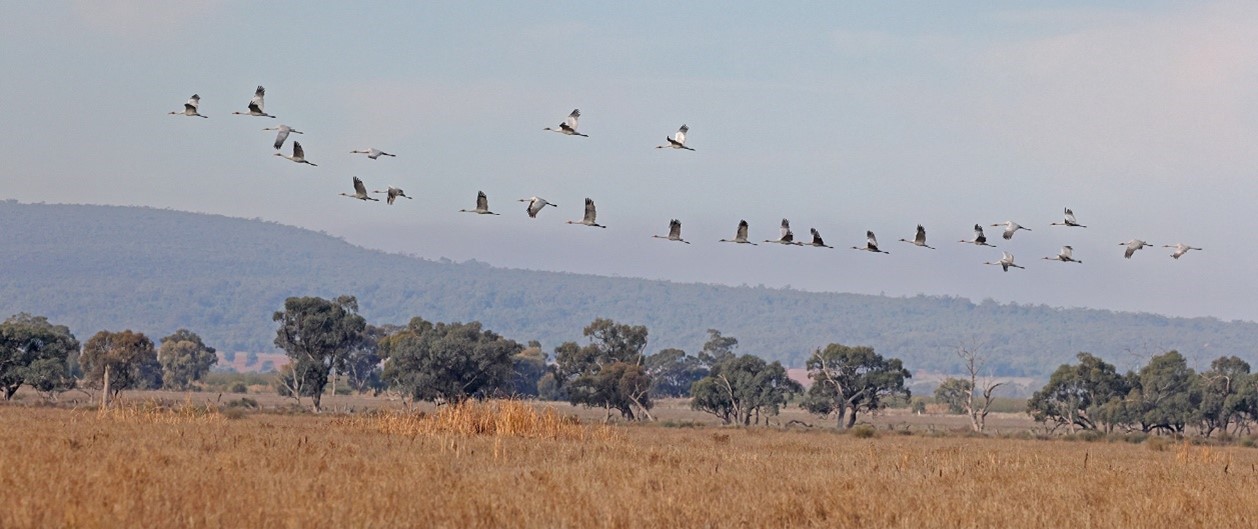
[2,400,1255,529]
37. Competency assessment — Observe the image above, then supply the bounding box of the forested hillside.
[1,200,1254,377]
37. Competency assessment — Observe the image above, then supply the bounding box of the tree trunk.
[310,391,322,413]
[3,386,16,401]
[102,365,111,409]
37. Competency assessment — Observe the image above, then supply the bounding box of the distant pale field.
[2,400,1256,529]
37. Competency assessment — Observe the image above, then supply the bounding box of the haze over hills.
[1,200,1255,378]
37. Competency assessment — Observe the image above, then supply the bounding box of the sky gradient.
[2,2,1255,322]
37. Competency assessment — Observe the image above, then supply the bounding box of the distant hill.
[2,200,1255,378]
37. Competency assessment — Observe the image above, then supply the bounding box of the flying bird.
[544,109,588,137]
[339,177,379,201]
[1043,246,1082,263]
[1163,243,1202,259]
[460,191,499,215]
[1051,208,1086,228]
[371,186,412,205]
[656,124,694,151]
[263,125,302,150]
[959,224,996,247]
[232,86,275,118]
[899,225,935,249]
[1121,239,1152,259]
[169,94,207,118]
[852,231,889,254]
[519,196,556,218]
[992,221,1030,240]
[274,141,316,166]
[351,148,396,159]
[652,219,689,244]
[985,251,1025,271]
[805,228,833,248]
[567,198,606,228]
[765,219,799,245]
[719,220,757,245]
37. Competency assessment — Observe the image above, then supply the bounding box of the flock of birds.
[170,88,1203,271]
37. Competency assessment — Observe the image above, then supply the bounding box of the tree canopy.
[0,313,80,400]
[272,295,367,412]
[80,329,161,398]
[380,317,522,403]
[157,329,217,390]
[801,343,912,429]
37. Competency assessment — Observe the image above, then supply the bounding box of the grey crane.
[899,224,935,249]
[232,86,275,118]
[544,109,588,137]
[652,219,690,244]
[985,251,1025,271]
[351,148,396,159]
[1164,243,1202,259]
[765,218,800,245]
[959,224,996,247]
[1043,246,1082,263]
[1121,239,1152,259]
[263,125,302,150]
[1050,208,1086,228]
[340,177,379,201]
[274,141,316,166]
[460,191,499,215]
[992,220,1030,240]
[371,186,412,205]
[656,124,694,151]
[519,196,557,218]
[567,198,606,228]
[805,228,833,248]
[852,231,889,254]
[719,220,757,245]
[169,94,207,118]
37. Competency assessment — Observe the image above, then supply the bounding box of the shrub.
[850,425,877,439]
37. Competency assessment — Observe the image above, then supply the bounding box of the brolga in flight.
[992,220,1030,240]
[232,86,275,118]
[459,191,499,215]
[1043,246,1082,263]
[544,109,588,137]
[652,219,690,244]
[567,198,607,228]
[1121,239,1152,259]
[339,177,379,201]
[1050,208,1086,228]
[169,94,207,118]
[519,196,557,218]
[985,251,1025,271]
[852,231,889,254]
[656,125,694,151]
[371,186,411,205]
[765,219,799,245]
[805,228,833,248]
[1164,243,1202,259]
[263,125,302,150]
[274,141,316,166]
[350,148,396,160]
[719,220,757,245]
[960,224,996,247]
[899,224,935,249]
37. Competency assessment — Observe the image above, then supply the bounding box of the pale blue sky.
[2,1,1256,322]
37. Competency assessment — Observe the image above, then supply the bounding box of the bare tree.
[957,344,1006,433]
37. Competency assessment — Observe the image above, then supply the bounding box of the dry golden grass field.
[3,398,1257,529]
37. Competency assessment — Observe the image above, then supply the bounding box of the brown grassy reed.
[2,401,1257,528]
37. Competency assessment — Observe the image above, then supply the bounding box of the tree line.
[1024,351,1258,437]
[266,295,914,425]
[0,313,218,402]
[14,294,1249,439]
